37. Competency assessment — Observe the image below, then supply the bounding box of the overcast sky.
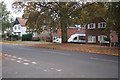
[2,0,23,19]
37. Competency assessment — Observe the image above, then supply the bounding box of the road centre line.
[90,57,118,63]
[42,51,71,56]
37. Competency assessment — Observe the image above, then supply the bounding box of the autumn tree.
[12,1,93,43]
[107,2,120,43]
[79,2,108,26]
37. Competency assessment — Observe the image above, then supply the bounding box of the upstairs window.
[88,23,95,29]
[14,26,16,30]
[98,22,106,28]
[18,26,20,30]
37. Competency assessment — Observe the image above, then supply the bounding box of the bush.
[22,34,32,41]
[32,37,40,41]
[8,35,21,41]
[2,34,5,38]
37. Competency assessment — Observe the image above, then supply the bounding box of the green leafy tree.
[0,1,10,32]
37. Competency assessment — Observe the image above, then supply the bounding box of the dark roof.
[13,18,20,25]
[88,17,106,23]
[13,17,27,26]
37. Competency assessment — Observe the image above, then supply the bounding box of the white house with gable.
[12,17,27,36]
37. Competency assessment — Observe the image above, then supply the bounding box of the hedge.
[22,34,32,41]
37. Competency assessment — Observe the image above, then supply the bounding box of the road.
[2,44,118,78]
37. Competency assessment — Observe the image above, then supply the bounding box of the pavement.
[1,44,119,78]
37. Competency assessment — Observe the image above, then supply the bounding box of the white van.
[68,33,86,43]
[53,33,86,43]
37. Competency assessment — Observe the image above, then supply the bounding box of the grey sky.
[2,0,23,19]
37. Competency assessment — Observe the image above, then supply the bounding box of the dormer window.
[98,22,106,28]
[88,23,95,29]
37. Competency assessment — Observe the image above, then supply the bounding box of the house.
[12,17,27,36]
[85,17,109,44]
[54,26,86,39]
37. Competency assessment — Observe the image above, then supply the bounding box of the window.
[88,36,96,43]
[88,23,95,29]
[79,36,85,40]
[98,35,107,42]
[98,22,106,28]
[74,37,77,40]
[18,26,20,30]
[14,26,16,30]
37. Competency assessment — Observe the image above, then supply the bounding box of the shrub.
[22,34,32,41]
[8,35,21,41]
[32,37,40,41]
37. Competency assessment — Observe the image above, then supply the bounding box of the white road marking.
[56,69,62,72]
[23,59,30,62]
[43,51,71,56]
[18,58,23,60]
[43,69,48,72]
[10,59,16,61]
[90,57,118,63]
[31,62,37,64]
[17,60,22,63]
[4,54,8,56]
[23,63,29,65]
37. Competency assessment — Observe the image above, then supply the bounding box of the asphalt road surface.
[2,44,118,78]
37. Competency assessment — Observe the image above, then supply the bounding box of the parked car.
[53,36,62,43]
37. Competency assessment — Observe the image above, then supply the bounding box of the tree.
[12,1,93,43]
[0,1,10,32]
[107,2,120,43]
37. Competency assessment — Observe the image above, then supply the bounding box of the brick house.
[54,26,86,39]
[85,17,109,44]
[85,17,118,45]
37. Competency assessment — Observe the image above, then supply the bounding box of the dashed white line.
[23,63,29,65]
[56,69,62,72]
[31,62,37,64]
[17,60,22,63]
[23,59,30,62]
[43,69,48,72]
[4,54,8,56]
[18,58,23,60]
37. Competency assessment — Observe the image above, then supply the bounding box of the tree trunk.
[61,19,68,43]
